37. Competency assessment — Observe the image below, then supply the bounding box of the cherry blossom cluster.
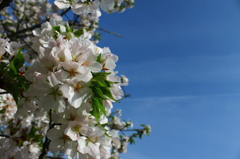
[0,38,22,62]
[0,89,48,159]
[54,0,135,38]
[0,0,134,41]
[0,89,17,123]
[0,138,41,159]
[17,17,127,158]
[55,0,135,17]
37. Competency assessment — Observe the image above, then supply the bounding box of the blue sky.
[98,0,240,159]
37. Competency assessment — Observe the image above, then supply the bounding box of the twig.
[7,8,71,38]
[0,134,10,138]
[19,38,38,56]
[122,86,130,98]
[39,109,54,159]
[98,28,123,38]
[121,129,141,132]
[0,134,25,141]
[60,7,71,16]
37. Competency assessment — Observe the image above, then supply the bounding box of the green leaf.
[104,80,112,87]
[0,109,6,114]
[65,24,73,33]
[28,126,43,146]
[92,80,109,88]
[91,97,106,120]
[18,75,29,90]
[9,50,24,74]
[92,87,107,100]
[92,72,111,78]
[93,32,101,41]
[90,72,120,120]
[52,25,61,33]
[139,133,143,139]
[4,50,29,102]
[129,137,136,144]
[96,54,102,63]
[74,29,84,37]
[101,87,116,101]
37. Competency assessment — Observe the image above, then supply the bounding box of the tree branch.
[0,134,10,138]
[60,7,71,16]
[0,134,25,141]
[0,0,12,11]
[7,7,71,39]
[98,28,123,38]
[39,109,57,159]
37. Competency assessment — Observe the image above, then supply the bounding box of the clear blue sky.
[99,0,240,159]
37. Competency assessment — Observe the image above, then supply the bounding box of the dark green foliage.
[74,29,84,37]
[9,51,24,74]
[0,50,28,102]
[90,72,118,121]
[52,25,61,33]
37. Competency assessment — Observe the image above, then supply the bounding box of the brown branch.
[19,38,38,56]
[39,110,52,159]
[121,129,142,132]
[39,136,51,159]
[0,134,10,138]
[61,7,71,16]
[0,0,12,11]
[0,134,25,141]
[39,109,58,159]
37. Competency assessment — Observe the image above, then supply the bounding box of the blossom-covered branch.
[0,0,151,159]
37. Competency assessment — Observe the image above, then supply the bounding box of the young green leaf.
[9,50,24,74]
[74,29,84,37]
[96,53,102,63]
[52,25,61,33]
[91,97,106,120]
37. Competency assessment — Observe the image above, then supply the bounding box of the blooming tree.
[0,0,151,159]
